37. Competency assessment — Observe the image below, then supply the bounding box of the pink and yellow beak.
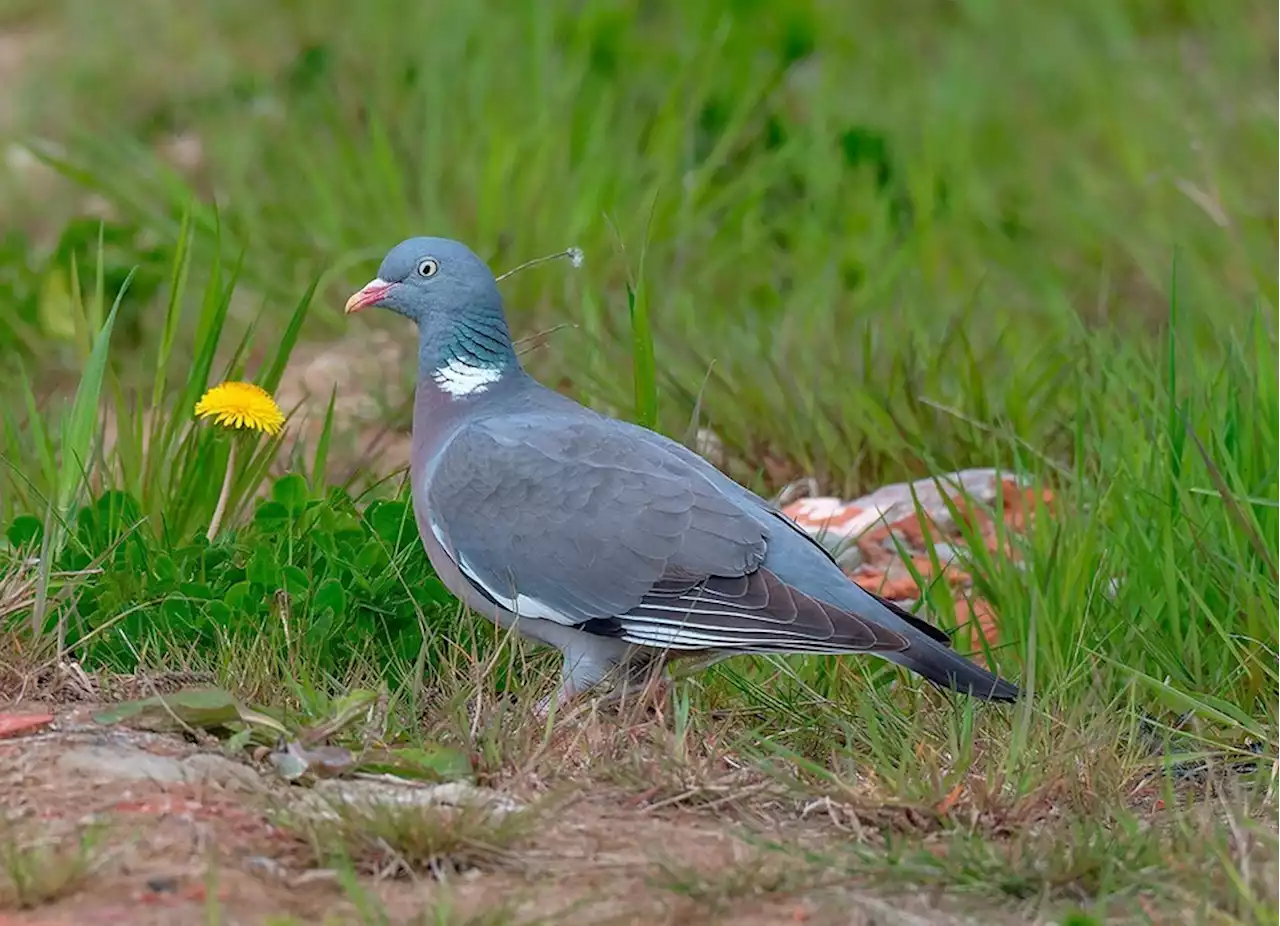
[344,277,394,314]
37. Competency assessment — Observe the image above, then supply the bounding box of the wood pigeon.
[345,237,1020,710]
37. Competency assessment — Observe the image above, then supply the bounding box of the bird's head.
[344,236,503,327]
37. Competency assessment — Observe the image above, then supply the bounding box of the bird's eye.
[416,258,440,278]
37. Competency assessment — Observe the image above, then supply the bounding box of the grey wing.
[427,412,909,655]
[425,413,768,625]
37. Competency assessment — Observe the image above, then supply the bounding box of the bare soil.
[0,702,1020,926]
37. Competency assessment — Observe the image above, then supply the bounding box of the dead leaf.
[357,744,474,783]
[93,688,288,737]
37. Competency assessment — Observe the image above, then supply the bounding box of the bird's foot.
[533,680,598,722]
[533,672,671,728]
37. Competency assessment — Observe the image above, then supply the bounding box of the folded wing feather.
[426,412,909,655]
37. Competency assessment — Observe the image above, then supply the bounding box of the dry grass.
[280,796,540,882]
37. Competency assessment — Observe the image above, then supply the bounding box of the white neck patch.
[432,357,504,397]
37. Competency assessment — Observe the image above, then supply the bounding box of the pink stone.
[781,469,1012,545]
[781,498,879,538]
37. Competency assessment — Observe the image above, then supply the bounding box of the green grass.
[0,822,104,910]
[0,1,1276,923]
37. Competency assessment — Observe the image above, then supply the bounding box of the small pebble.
[290,869,340,888]
[244,855,288,881]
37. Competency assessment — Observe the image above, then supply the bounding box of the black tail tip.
[962,675,1020,703]
[933,666,1020,702]
[893,652,1021,702]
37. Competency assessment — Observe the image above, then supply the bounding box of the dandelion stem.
[207,441,237,542]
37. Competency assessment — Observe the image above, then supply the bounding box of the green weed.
[0,823,104,911]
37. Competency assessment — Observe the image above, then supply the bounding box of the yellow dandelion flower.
[196,382,285,543]
[194,381,285,436]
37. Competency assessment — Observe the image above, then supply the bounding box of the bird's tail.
[883,643,1020,702]
[855,586,1020,701]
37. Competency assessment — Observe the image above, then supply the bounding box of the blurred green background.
[1,0,1274,492]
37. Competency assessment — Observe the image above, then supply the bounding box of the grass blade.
[626,279,658,429]
[311,388,337,492]
[56,271,131,520]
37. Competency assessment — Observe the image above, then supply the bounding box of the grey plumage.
[345,237,1021,708]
